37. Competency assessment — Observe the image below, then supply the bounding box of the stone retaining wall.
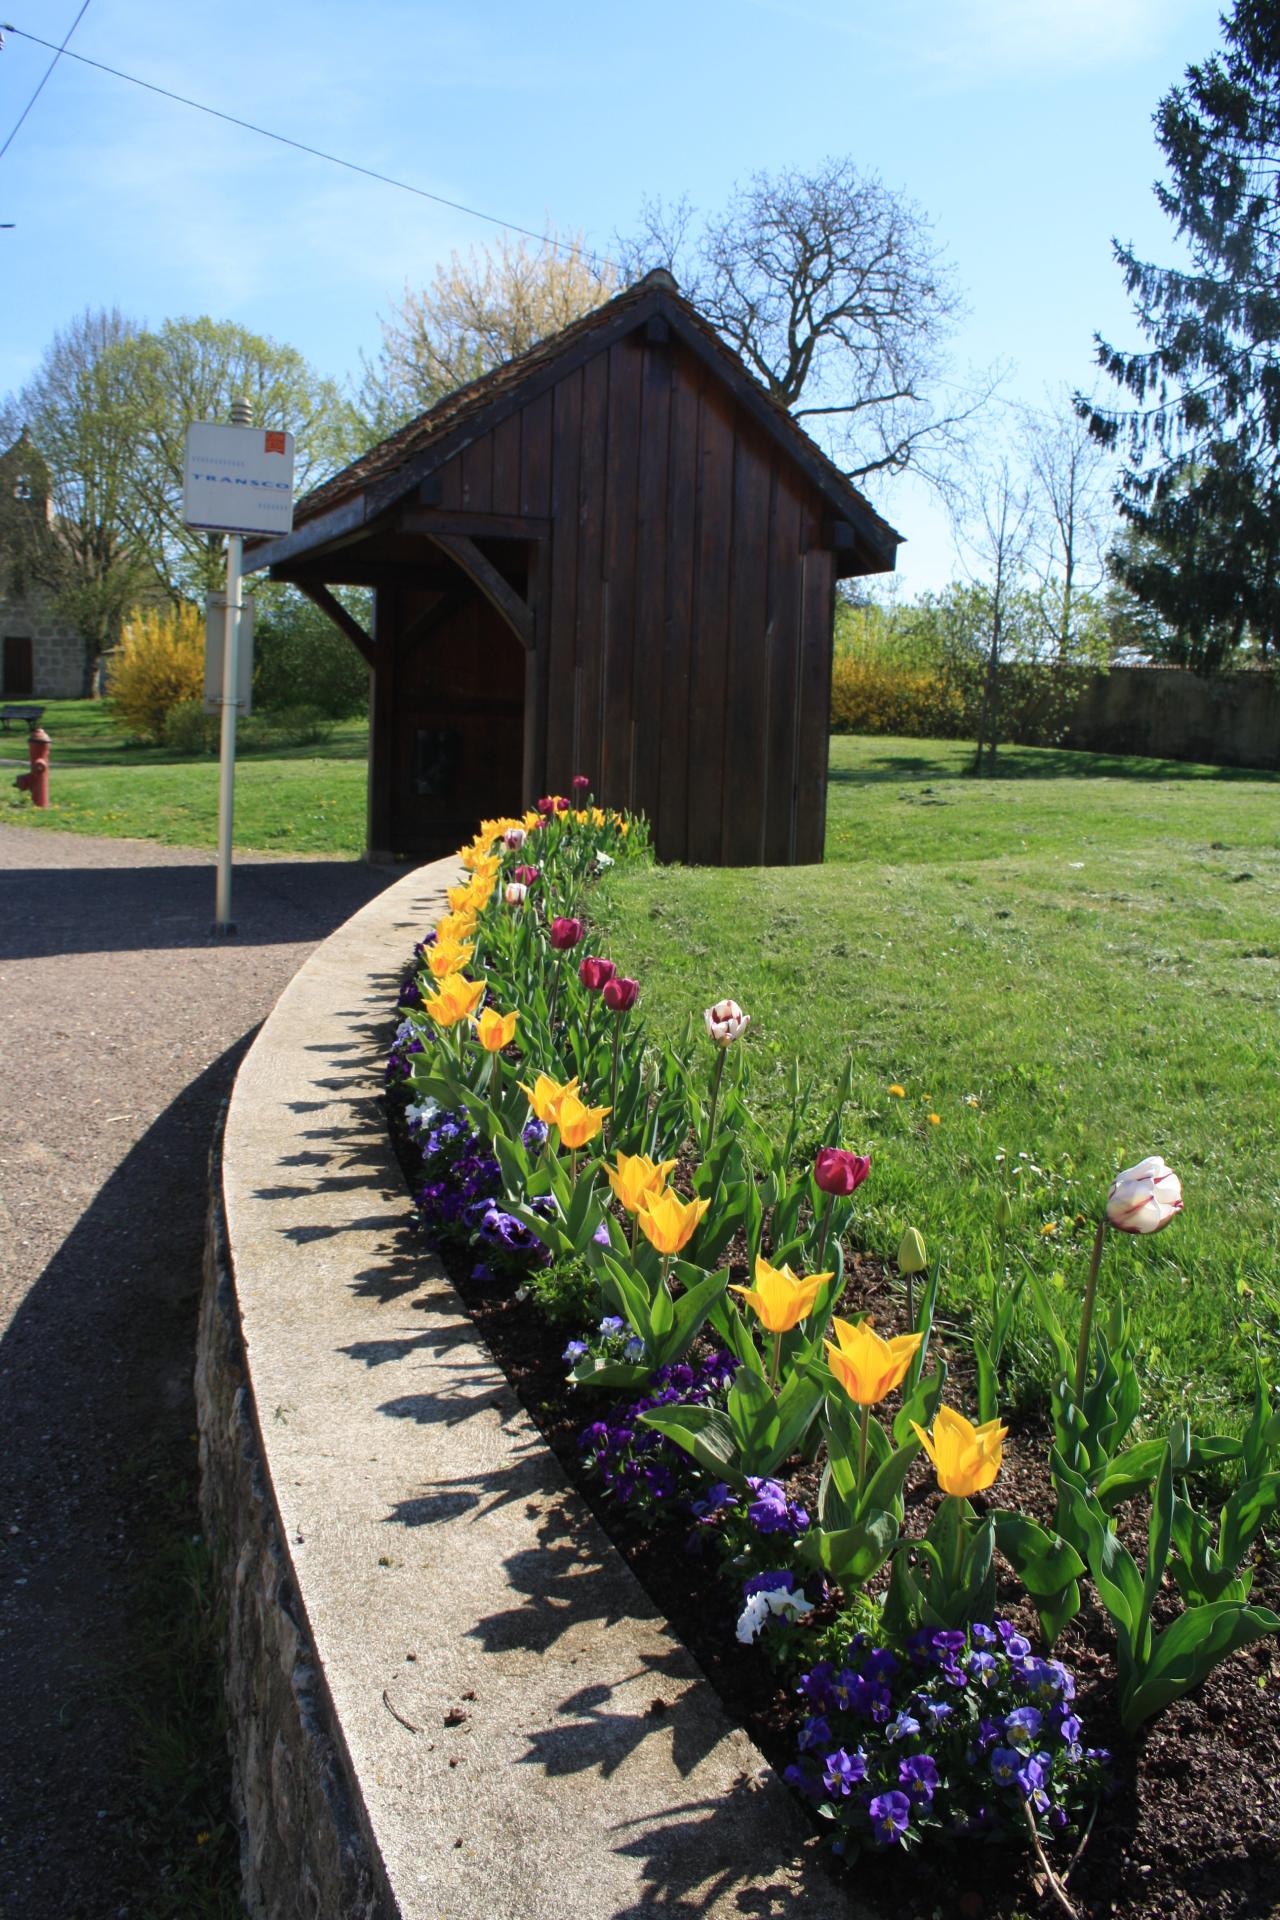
[196,858,857,1920]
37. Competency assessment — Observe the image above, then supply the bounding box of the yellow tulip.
[519,1073,579,1127]
[636,1189,711,1256]
[435,910,477,948]
[474,1007,517,1053]
[421,973,486,1027]
[824,1316,923,1405]
[731,1256,832,1334]
[606,1151,677,1216]
[426,940,474,979]
[911,1405,1006,1498]
[556,1089,610,1149]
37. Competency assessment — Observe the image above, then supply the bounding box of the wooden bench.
[0,704,45,733]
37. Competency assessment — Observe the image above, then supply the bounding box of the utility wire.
[0,20,607,267]
[0,0,92,162]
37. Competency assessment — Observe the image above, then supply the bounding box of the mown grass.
[0,698,368,854]
[595,735,1280,1427]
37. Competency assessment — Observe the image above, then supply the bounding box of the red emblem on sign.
[264,431,286,454]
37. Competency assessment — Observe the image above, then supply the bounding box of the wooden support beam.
[395,505,550,542]
[295,582,375,667]
[427,531,534,651]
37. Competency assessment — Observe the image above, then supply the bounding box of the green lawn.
[1,699,369,854]
[595,735,1280,1425]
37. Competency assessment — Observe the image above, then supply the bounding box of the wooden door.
[3,636,33,696]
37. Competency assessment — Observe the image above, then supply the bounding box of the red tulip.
[579,955,617,991]
[603,976,639,1013]
[555,796,570,813]
[815,1148,871,1196]
[513,864,541,885]
[549,916,585,950]
[535,795,556,816]
[572,774,591,795]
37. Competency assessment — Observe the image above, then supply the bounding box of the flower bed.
[384,795,1280,1920]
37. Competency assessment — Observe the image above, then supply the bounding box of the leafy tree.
[1084,0,1280,664]
[252,584,370,718]
[359,227,617,435]
[626,157,995,491]
[3,312,355,687]
[124,317,355,600]
[0,309,154,694]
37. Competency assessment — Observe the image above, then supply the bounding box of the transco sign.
[182,422,296,537]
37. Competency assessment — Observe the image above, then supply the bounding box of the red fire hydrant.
[14,727,50,809]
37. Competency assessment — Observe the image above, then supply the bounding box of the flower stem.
[816,1189,836,1269]
[570,1148,578,1186]
[858,1403,871,1490]
[547,951,563,1036]
[1019,1797,1080,1920]
[608,1012,623,1143]
[706,1048,728,1149]
[770,1331,783,1391]
[1074,1217,1108,1403]
[661,1254,671,1296]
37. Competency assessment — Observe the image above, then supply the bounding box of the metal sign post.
[182,406,295,935]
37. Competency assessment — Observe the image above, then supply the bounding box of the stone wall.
[196,1130,388,1920]
[1065,666,1280,771]
[0,586,88,698]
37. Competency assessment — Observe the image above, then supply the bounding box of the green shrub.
[161,700,219,755]
[238,704,335,750]
[253,587,369,719]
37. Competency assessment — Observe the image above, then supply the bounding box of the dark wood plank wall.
[412,325,838,864]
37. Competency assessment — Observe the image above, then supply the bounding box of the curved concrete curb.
[198,858,859,1920]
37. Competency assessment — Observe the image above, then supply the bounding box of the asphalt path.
[0,825,393,1918]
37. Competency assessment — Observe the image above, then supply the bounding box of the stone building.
[0,430,90,698]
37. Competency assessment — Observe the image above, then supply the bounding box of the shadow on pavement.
[0,856,394,961]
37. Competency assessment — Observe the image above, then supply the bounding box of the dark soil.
[387,1095,1280,1920]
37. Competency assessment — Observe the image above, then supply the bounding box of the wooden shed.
[245,270,902,865]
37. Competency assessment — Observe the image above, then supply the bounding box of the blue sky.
[0,0,1226,590]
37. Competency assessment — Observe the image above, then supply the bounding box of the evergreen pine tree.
[1086,0,1280,665]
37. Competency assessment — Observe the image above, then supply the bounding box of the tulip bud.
[815,1147,871,1196]
[503,826,526,851]
[897,1226,927,1275]
[536,796,556,816]
[504,882,527,907]
[513,864,540,885]
[549,916,585,950]
[555,796,570,813]
[572,774,591,795]
[995,1189,1014,1231]
[579,955,617,991]
[603,975,639,1012]
[704,997,750,1046]
[1105,1155,1183,1235]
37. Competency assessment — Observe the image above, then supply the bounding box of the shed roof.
[253,271,902,576]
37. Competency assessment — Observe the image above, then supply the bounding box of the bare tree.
[625,158,1001,494]
[359,227,618,435]
[959,459,1036,774]
[1020,397,1115,661]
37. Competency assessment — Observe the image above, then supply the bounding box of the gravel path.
[0,825,394,1919]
